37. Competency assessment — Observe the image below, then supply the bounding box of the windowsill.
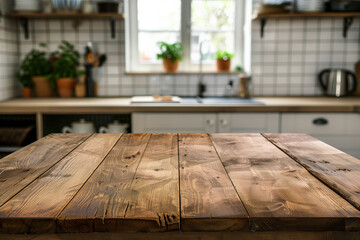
[125,71,243,75]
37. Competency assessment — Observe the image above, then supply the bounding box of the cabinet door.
[132,113,217,133]
[218,113,280,133]
[281,113,360,159]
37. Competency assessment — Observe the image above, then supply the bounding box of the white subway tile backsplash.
[0,17,18,101]
[1,1,358,100]
[252,15,359,97]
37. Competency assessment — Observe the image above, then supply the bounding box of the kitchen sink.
[181,97,264,105]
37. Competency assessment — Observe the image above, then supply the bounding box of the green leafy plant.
[216,51,234,60]
[48,41,82,89]
[234,65,243,72]
[156,42,183,63]
[20,43,51,78]
[17,74,34,88]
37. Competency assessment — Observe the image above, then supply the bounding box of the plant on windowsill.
[48,41,83,98]
[156,42,183,73]
[20,43,52,97]
[17,74,34,98]
[216,51,234,72]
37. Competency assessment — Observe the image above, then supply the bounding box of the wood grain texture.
[96,133,180,232]
[0,134,121,234]
[2,232,360,240]
[178,133,249,231]
[58,133,151,233]
[263,133,360,212]
[210,133,360,231]
[0,133,90,207]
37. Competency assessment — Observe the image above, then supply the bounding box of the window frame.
[125,0,248,73]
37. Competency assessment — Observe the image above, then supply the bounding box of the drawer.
[218,113,280,133]
[132,113,217,133]
[315,136,360,151]
[281,113,360,136]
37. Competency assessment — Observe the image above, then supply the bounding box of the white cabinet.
[281,113,360,158]
[132,113,280,133]
[132,113,217,133]
[218,113,280,133]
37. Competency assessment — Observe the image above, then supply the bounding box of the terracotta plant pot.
[216,59,231,72]
[32,76,53,98]
[22,88,32,98]
[162,58,179,73]
[57,78,75,98]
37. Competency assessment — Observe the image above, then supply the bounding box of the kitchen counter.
[0,97,360,113]
[0,133,359,239]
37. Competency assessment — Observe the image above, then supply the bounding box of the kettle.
[318,69,357,97]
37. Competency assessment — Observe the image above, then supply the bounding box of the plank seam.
[208,134,251,222]
[0,134,93,209]
[55,134,125,220]
[261,133,360,213]
[177,133,182,232]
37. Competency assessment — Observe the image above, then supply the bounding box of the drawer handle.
[313,118,328,126]
[206,119,214,125]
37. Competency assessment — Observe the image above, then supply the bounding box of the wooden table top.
[0,133,360,235]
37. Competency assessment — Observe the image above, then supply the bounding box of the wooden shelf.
[253,12,360,38]
[254,12,360,19]
[4,12,123,39]
[5,12,124,19]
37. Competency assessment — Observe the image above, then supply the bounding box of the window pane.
[138,0,181,31]
[191,0,235,63]
[138,32,180,64]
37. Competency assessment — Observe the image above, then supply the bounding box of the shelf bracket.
[110,17,116,39]
[343,17,353,38]
[260,17,267,38]
[20,18,29,39]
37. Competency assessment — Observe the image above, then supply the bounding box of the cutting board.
[355,60,360,96]
[131,96,182,103]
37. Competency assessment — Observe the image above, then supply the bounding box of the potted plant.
[157,42,182,73]
[20,43,52,97]
[18,74,33,98]
[49,41,82,98]
[216,51,234,72]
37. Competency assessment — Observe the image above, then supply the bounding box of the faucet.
[197,41,208,98]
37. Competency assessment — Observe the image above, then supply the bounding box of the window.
[125,0,249,72]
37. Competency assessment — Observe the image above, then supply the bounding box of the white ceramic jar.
[99,120,128,133]
[62,119,96,133]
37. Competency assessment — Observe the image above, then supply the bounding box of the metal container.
[318,69,357,97]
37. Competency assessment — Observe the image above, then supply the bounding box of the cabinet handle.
[313,118,328,126]
[206,119,214,125]
[220,119,228,126]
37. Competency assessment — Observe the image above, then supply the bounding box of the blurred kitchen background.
[0,0,358,101]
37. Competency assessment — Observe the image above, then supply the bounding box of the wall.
[11,1,360,98]
[251,17,360,96]
[18,18,239,97]
[0,16,18,101]
[251,0,360,96]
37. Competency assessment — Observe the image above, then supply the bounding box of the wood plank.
[210,133,360,232]
[178,133,249,231]
[0,133,91,207]
[263,133,360,212]
[95,133,180,232]
[2,231,360,240]
[0,134,121,234]
[58,133,151,233]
